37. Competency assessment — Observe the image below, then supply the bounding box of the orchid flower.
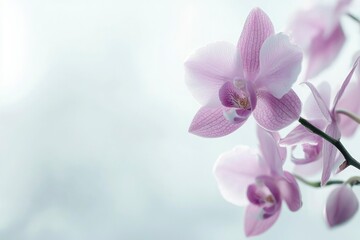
[287,0,352,79]
[281,60,359,185]
[214,127,301,237]
[185,8,302,138]
[325,185,359,227]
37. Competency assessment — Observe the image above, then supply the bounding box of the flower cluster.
[185,2,360,237]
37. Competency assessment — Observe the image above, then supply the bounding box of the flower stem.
[347,13,360,24]
[298,117,360,171]
[294,174,343,188]
[336,109,360,124]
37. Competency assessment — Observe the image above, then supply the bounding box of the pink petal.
[184,42,242,107]
[293,158,323,176]
[335,0,352,14]
[280,121,323,146]
[244,204,280,237]
[306,24,345,79]
[238,8,274,80]
[253,90,301,131]
[277,172,302,211]
[257,127,284,175]
[332,59,359,114]
[303,82,332,122]
[255,33,303,98]
[325,185,359,227]
[321,123,341,185]
[336,82,360,137]
[188,106,245,137]
[303,81,331,120]
[213,146,267,206]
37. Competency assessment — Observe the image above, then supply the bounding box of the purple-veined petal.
[336,81,360,137]
[306,24,345,79]
[303,82,332,122]
[321,123,341,185]
[213,146,267,206]
[253,90,301,131]
[185,42,242,107]
[278,172,302,211]
[244,204,281,237]
[257,127,284,175]
[189,106,246,137]
[325,185,359,227]
[332,59,359,114]
[255,33,303,98]
[238,8,274,80]
[218,79,256,110]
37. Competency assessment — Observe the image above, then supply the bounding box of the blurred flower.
[287,0,352,79]
[325,185,358,227]
[214,127,301,237]
[281,60,359,184]
[185,8,302,137]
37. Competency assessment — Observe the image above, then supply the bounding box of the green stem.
[298,117,360,171]
[294,174,343,188]
[336,110,360,124]
[347,13,360,24]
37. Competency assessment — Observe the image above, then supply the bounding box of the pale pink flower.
[288,0,352,79]
[214,127,301,237]
[325,185,358,227]
[185,8,302,137]
[281,60,359,185]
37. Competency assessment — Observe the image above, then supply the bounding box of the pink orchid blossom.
[214,127,301,237]
[185,8,302,138]
[281,60,359,185]
[287,0,352,79]
[325,185,359,227]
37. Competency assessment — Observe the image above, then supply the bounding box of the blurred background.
[0,0,360,239]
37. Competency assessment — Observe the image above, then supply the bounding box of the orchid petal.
[185,42,241,106]
[189,106,246,137]
[303,82,332,122]
[291,143,322,164]
[278,172,302,211]
[332,59,359,114]
[238,8,274,80]
[306,25,345,79]
[335,0,353,14]
[244,204,280,237]
[336,82,360,137]
[280,121,324,146]
[257,127,284,175]
[321,123,341,185]
[213,146,267,206]
[253,90,301,131]
[255,33,303,98]
[326,185,359,227]
[292,158,323,176]
[303,81,331,120]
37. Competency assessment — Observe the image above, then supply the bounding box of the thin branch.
[347,12,360,24]
[294,174,343,188]
[336,109,360,124]
[298,117,360,171]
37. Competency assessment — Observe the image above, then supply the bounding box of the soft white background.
[1,0,360,239]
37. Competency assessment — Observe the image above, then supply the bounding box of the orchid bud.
[325,185,359,227]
